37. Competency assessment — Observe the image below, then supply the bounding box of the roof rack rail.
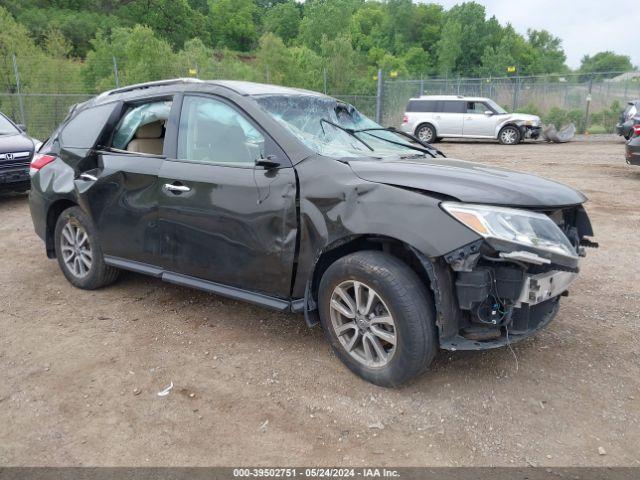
[98,78,203,98]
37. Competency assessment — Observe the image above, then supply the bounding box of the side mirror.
[255,154,280,169]
[484,111,494,116]
[17,123,27,132]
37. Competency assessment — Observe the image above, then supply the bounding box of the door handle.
[79,173,98,181]
[163,183,191,193]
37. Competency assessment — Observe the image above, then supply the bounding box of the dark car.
[0,111,38,193]
[28,79,596,387]
[616,100,640,140]
[625,124,640,165]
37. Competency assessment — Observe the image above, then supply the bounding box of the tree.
[262,1,301,45]
[208,0,258,51]
[299,0,355,52]
[119,0,207,49]
[84,25,176,91]
[479,26,532,76]
[256,33,292,84]
[579,51,634,77]
[436,19,462,75]
[527,29,566,74]
[403,46,429,76]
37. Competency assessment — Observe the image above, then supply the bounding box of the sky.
[430,0,640,69]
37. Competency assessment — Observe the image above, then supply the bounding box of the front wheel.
[498,125,521,145]
[54,206,119,290]
[318,251,437,387]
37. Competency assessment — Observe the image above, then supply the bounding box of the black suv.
[29,79,595,387]
[0,111,38,193]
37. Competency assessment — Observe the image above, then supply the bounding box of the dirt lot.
[1,135,638,467]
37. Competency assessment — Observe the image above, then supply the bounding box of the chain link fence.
[380,72,640,132]
[2,52,639,140]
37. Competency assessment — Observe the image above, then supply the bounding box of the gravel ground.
[0,134,638,467]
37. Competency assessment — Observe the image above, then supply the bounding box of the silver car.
[400,95,542,145]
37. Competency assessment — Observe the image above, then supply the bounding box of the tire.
[318,251,437,387]
[498,125,521,145]
[415,123,437,144]
[54,206,119,290]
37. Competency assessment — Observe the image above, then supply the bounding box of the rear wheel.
[415,124,436,144]
[54,206,119,289]
[318,251,437,387]
[498,125,521,145]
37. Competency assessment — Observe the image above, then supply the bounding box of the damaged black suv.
[29,79,596,387]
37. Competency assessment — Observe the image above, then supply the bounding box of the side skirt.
[104,255,301,313]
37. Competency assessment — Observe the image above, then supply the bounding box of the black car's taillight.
[30,153,56,175]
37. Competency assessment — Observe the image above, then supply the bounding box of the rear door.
[76,97,174,266]
[157,94,297,298]
[436,100,464,136]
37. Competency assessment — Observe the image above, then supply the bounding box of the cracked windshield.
[256,95,424,159]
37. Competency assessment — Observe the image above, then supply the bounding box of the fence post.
[419,75,424,96]
[511,75,519,112]
[323,67,327,94]
[112,56,120,88]
[11,54,26,125]
[584,75,594,134]
[375,69,383,124]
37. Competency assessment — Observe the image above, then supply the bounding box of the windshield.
[485,99,507,115]
[0,114,19,135]
[255,95,420,159]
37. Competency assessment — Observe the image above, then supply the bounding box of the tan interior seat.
[126,121,164,155]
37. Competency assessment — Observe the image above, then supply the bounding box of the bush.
[586,124,606,134]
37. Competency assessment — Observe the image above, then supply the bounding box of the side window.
[441,101,465,114]
[407,100,436,112]
[466,102,487,114]
[177,95,265,166]
[112,100,172,155]
[59,103,117,148]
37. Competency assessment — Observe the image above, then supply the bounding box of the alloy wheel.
[501,128,518,144]
[329,280,397,368]
[417,126,434,143]
[60,221,92,278]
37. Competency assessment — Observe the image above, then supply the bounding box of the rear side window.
[407,100,437,112]
[441,101,465,113]
[59,103,117,148]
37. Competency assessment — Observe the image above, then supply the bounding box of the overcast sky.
[430,0,640,69]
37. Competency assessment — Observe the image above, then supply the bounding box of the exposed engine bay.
[440,204,597,349]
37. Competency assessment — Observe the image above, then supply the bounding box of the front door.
[158,94,297,299]
[463,101,499,137]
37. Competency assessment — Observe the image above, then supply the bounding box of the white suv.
[400,95,542,145]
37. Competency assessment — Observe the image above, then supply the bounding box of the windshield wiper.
[320,118,374,152]
[352,127,446,158]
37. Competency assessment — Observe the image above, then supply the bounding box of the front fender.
[291,156,480,298]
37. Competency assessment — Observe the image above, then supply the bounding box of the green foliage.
[262,1,301,45]
[1,0,637,103]
[579,51,634,77]
[209,0,258,51]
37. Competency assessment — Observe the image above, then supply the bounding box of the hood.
[0,132,35,154]
[348,157,586,208]
[501,113,540,123]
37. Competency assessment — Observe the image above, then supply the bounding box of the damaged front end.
[435,202,596,350]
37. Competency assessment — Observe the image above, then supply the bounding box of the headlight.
[441,202,577,259]
[523,119,539,126]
